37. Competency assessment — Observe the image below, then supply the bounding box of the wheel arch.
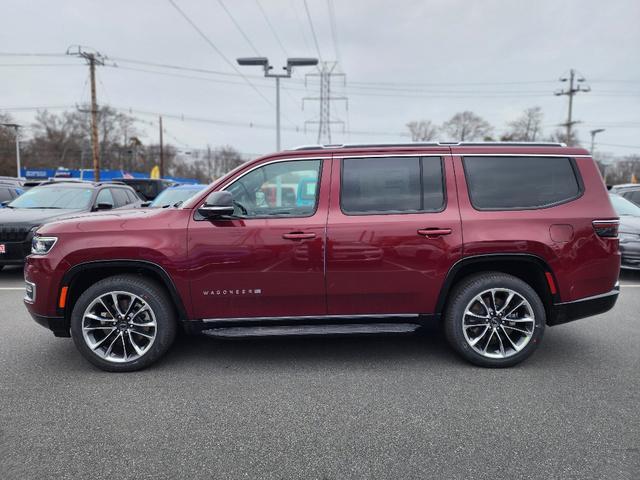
[59,260,189,328]
[435,254,559,320]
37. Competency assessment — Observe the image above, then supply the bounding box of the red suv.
[23,142,620,371]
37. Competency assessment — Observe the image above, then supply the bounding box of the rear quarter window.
[463,156,582,210]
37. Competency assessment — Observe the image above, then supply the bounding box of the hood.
[0,208,84,227]
[37,206,184,235]
[619,215,640,234]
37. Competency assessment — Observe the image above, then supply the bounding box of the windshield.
[609,194,640,216]
[8,186,93,209]
[150,187,205,207]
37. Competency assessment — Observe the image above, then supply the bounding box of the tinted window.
[112,188,130,208]
[0,188,13,202]
[226,159,321,218]
[125,189,139,203]
[341,156,444,214]
[628,191,640,205]
[463,156,581,210]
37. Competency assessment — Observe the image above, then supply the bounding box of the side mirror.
[197,191,234,219]
[0,201,9,207]
[140,201,152,207]
[94,202,113,211]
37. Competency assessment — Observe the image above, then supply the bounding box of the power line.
[326,0,340,63]
[303,0,323,62]
[166,0,276,110]
[216,0,261,56]
[254,0,289,57]
[0,52,67,57]
[290,0,313,53]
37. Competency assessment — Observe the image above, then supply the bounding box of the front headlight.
[31,236,58,255]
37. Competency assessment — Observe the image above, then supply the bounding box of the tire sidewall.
[445,273,546,368]
[70,276,176,372]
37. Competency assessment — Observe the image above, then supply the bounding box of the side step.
[202,323,420,338]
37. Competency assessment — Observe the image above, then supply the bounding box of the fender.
[58,259,189,320]
[434,253,559,314]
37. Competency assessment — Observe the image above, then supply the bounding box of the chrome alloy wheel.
[462,288,535,359]
[81,291,157,363]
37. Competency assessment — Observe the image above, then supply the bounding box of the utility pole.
[159,116,164,178]
[237,57,318,151]
[0,123,21,177]
[67,46,105,181]
[554,68,590,146]
[303,61,347,144]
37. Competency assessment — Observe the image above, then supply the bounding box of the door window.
[112,188,130,208]
[341,156,444,214]
[226,159,321,218]
[95,189,115,208]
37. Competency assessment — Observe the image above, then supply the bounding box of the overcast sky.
[2,0,639,159]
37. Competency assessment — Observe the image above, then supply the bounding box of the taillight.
[592,220,619,238]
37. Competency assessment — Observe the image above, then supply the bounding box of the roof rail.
[290,141,567,150]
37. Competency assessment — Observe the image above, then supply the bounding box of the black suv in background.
[114,178,175,201]
[0,181,142,269]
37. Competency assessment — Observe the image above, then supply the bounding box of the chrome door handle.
[417,228,452,238]
[283,232,316,240]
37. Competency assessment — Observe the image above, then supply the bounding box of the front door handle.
[283,232,317,240]
[417,228,452,238]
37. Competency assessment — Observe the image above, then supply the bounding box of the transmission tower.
[303,61,347,144]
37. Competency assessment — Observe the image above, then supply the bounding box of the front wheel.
[70,275,177,372]
[444,272,545,367]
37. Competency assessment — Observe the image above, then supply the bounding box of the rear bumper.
[28,311,69,337]
[548,284,619,326]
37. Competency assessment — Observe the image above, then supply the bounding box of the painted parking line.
[621,284,640,287]
[0,287,25,291]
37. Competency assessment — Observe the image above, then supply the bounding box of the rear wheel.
[444,272,545,367]
[70,275,177,372]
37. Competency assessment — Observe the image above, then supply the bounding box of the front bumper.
[28,311,69,337]
[548,284,619,326]
[0,240,31,265]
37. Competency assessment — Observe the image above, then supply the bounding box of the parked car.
[609,183,640,206]
[114,178,175,201]
[0,183,24,207]
[609,193,640,270]
[24,142,620,371]
[144,183,208,208]
[0,181,142,269]
[0,176,24,188]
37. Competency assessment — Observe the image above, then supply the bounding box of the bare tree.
[442,111,493,141]
[502,107,543,141]
[406,120,438,141]
[0,113,17,176]
[547,128,580,147]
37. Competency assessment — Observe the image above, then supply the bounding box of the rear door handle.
[417,228,452,238]
[283,232,317,240]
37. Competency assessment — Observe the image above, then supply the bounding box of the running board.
[202,323,420,338]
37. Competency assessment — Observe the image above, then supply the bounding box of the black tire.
[70,274,177,372]
[444,272,545,368]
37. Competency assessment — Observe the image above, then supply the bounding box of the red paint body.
[24,145,620,328]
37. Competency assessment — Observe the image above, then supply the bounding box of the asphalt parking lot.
[1,266,638,480]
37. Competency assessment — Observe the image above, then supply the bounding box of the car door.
[188,157,331,320]
[326,153,462,316]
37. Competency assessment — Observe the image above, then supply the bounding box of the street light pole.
[1,123,21,178]
[590,128,605,155]
[237,57,318,151]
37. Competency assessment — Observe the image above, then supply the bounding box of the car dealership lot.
[1,266,638,480]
